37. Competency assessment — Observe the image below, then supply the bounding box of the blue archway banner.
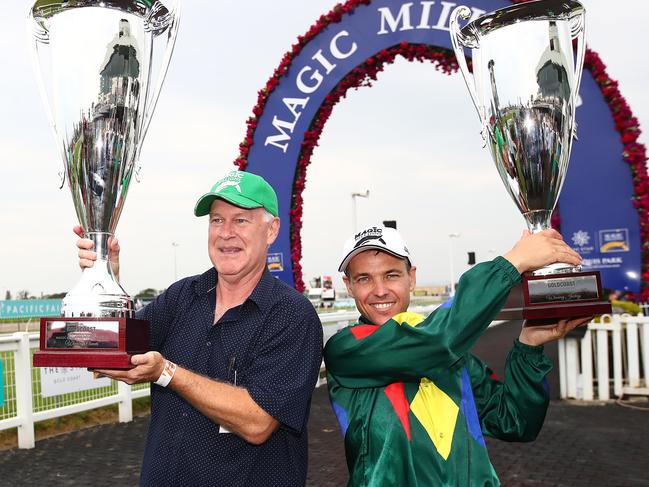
[562,68,642,292]
[237,0,646,298]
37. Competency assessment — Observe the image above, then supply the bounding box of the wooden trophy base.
[33,317,150,369]
[497,271,612,325]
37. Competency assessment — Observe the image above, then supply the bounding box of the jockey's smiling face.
[343,250,417,326]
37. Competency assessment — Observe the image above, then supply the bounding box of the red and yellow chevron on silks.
[350,324,379,340]
[349,312,460,450]
[392,312,426,327]
[384,382,411,440]
[410,378,459,461]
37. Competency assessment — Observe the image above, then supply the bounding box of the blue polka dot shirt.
[136,268,323,486]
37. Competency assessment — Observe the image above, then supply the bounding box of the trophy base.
[33,317,150,369]
[497,271,612,324]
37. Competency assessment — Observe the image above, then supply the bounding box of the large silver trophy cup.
[450,0,610,321]
[30,0,180,367]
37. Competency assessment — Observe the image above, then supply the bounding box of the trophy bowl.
[450,0,611,321]
[29,0,180,367]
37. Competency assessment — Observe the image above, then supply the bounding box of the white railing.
[0,332,150,449]
[558,314,649,401]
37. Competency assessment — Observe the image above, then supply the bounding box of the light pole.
[448,233,461,297]
[351,190,370,232]
[171,242,180,282]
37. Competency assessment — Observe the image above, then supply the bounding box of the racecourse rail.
[1,305,647,449]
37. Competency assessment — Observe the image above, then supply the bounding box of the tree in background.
[44,292,66,299]
[134,288,160,310]
[135,288,159,299]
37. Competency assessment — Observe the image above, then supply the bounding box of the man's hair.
[262,210,275,223]
[344,250,412,277]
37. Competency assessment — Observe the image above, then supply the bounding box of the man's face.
[343,250,416,325]
[208,199,279,280]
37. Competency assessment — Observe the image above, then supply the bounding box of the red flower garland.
[235,0,649,301]
[584,49,649,301]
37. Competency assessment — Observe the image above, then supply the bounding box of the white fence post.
[619,315,649,396]
[641,319,649,388]
[612,318,623,397]
[596,328,610,400]
[581,329,593,400]
[565,339,579,398]
[558,338,567,399]
[117,381,133,423]
[14,332,35,448]
[626,320,640,388]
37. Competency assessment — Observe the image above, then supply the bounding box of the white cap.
[338,226,412,272]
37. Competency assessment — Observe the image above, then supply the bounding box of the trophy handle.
[569,9,586,139]
[450,6,483,125]
[57,169,65,189]
[28,15,69,190]
[137,2,182,158]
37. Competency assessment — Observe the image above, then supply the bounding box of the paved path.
[1,323,648,486]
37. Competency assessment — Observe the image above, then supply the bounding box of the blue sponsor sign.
[0,299,62,319]
[266,252,284,273]
[561,71,642,292]
[599,229,630,253]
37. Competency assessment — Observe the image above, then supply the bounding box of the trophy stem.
[523,210,552,234]
[88,232,114,272]
[523,210,581,275]
[62,231,133,318]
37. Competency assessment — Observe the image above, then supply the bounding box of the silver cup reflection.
[450,1,586,273]
[29,1,180,317]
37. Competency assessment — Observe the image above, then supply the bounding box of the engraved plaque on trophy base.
[33,317,150,369]
[497,271,612,323]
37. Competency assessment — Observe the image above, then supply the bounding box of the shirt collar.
[358,314,373,325]
[192,266,275,313]
[193,267,218,296]
[247,268,275,312]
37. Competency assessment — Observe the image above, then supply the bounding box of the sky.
[1,0,648,298]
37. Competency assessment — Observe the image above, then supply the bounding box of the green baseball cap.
[194,170,279,217]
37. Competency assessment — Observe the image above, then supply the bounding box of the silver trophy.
[450,1,610,320]
[450,0,585,270]
[29,0,180,318]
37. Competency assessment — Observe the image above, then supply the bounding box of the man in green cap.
[76,170,323,486]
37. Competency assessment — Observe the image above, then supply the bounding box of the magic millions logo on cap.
[354,226,386,248]
[213,170,244,194]
[339,225,412,272]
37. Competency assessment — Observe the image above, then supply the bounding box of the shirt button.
[206,341,212,346]
[182,412,188,418]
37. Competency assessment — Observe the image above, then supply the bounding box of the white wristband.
[155,359,177,387]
